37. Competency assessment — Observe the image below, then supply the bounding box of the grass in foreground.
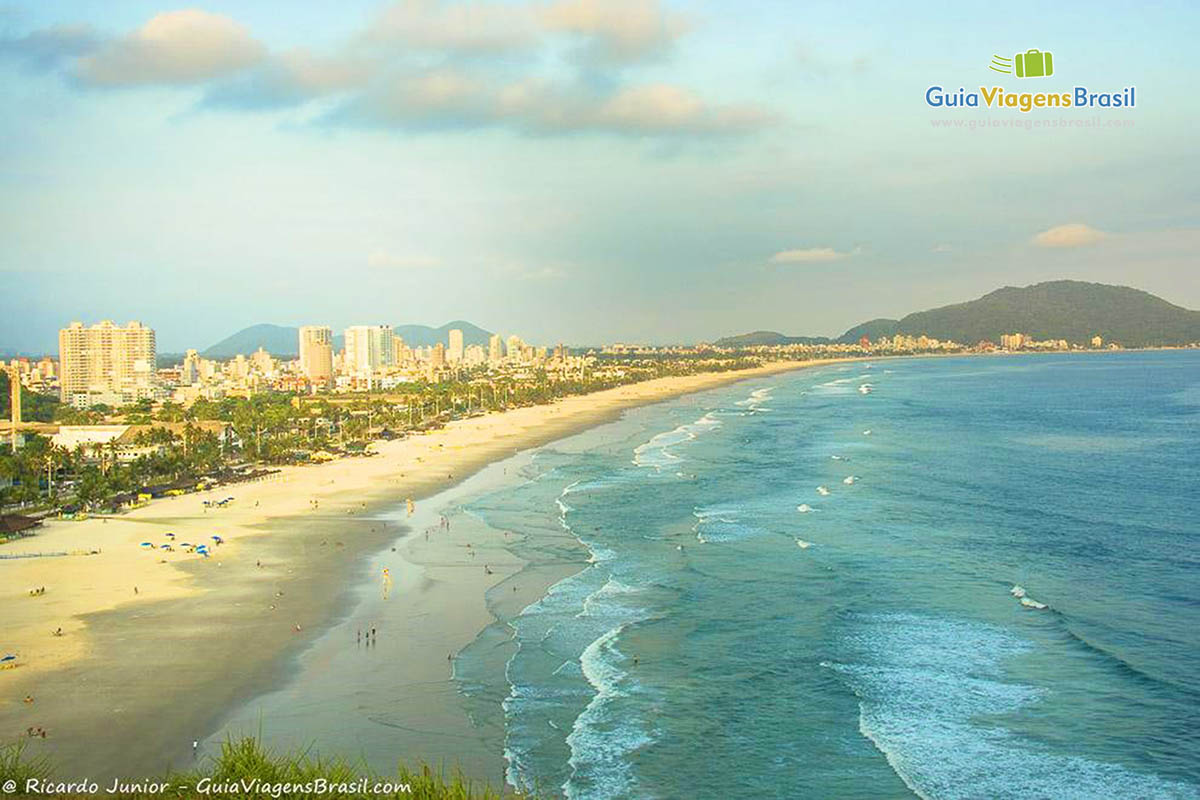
[0,737,535,799]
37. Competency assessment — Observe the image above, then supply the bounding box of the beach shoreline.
[0,357,859,784]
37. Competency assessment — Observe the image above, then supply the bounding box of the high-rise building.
[181,349,200,384]
[344,325,395,376]
[488,334,504,364]
[448,329,464,363]
[58,320,156,406]
[464,344,486,366]
[298,326,333,385]
[506,335,525,363]
[431,342,446,368]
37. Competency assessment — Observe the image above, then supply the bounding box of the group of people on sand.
[28,586,46,597]
[357,626,379,646]
[22,696,46,738]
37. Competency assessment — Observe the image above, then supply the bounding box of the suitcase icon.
[1014,49,1053,78]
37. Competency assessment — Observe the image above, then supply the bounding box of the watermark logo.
[926,48,1134,114]
[990,50,1054,78]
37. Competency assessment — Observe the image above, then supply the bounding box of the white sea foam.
[692,504,759,542]
[828,613,1197,800]
[843,476,858,485]
[797,504,814,513]
[795,538,812,549]
[561,580,655,800]
[632,412,723,469]
[816,486,831,496]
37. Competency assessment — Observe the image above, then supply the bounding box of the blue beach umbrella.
[165,533,175,538]
[1,655,16,662]
[141,542,153,547]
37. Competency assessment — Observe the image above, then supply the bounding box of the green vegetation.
[0,736,527,799]
[1,351,794,513]
[0,371,59,423]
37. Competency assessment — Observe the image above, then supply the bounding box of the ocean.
[456,351,1200,799]
[207,350,1200,799]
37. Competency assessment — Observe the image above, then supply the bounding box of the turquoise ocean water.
[455,351,1200,799]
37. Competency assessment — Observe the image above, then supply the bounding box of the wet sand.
[0,358,857,784]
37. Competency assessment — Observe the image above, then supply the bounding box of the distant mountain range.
[201,321,493,358]
[715,281,1200,349]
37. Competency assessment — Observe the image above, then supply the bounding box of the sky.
[2,0,1198,352]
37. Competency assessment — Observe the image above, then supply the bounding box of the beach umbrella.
[1,655,16,662]
[165,533,175,538]
[179,542,192,547]
[211,535,223,543]
[141,542,153,547]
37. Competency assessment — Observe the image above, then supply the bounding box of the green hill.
[837,318,901,343]
[839,280,1200,347]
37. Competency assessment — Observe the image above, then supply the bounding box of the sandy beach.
[0,358,854,784]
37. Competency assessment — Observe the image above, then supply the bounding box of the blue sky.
[2,0,1197,352]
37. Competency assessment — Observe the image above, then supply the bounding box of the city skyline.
[3,1,1198,353]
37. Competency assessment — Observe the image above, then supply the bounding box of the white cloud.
[931,243,953,253]
[76,10,264,86]
[21,3,776,139]
[540,0,690,61]
[335,70,776,136]
[1032,223,1108,248]
[769,246,857,264]
[589,83,772,134]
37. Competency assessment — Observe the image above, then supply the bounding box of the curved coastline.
[0,357,858,784]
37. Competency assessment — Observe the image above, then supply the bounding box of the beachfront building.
[299,326,334,386]
[58,320,157,408]
[488,334,504,364]
[1000,333,1027,350]
[448,329,464,363]
[344,325,396,377]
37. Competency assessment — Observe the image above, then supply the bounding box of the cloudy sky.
[2,0,1197,352]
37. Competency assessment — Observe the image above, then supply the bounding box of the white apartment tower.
[58,320,156,406]
[343,325,395,376]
